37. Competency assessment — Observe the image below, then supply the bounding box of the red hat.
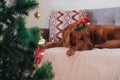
[78,18,90,24]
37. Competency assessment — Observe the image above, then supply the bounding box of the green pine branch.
[15,0,39,15]
[33,61,54,80]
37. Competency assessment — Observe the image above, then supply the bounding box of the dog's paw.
[42,43,51,49]
[42,44,48,49]
[66,50,75,56]
[42,42,53,49]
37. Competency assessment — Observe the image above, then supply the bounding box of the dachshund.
[43,22,120,56]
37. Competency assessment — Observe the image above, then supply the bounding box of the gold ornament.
[38,36,45,45]
[34,11,41,19]
[38,30,45,45]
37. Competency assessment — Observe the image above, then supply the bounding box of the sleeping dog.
[43,22,120,56]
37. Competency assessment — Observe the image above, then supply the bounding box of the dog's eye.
[79,37,84,40]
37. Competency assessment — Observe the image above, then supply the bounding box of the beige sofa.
[43,7,120,80]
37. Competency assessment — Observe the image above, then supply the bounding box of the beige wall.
[26,0,120,28]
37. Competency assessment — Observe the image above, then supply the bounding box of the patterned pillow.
[49,9,88,42]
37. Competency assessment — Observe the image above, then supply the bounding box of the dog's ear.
[62,29,72,47]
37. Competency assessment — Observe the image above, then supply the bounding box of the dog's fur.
[43,22,120,56]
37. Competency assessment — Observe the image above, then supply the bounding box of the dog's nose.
[88,45,93,50]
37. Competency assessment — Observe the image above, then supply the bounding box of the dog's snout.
[88,45,93,50]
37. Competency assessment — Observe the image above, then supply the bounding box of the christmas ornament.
[34,48,44,67]
[38,30,45,46]
[34,11,41,19]
[38,36,45,45]
[32,47,45,76]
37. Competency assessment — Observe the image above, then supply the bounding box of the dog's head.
[74,29,94,51]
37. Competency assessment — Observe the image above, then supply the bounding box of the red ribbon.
[34,48,44,64]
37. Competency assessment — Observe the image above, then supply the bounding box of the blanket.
[43,47,120,80]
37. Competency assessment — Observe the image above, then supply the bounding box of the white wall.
[26,0,120,28]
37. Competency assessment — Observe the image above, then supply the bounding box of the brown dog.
[43,22,120,56]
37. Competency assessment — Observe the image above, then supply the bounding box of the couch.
[42,7,120,80]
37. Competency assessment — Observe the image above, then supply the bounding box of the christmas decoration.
[34,48,44,67]
[34,11,41,19]
[74,17,90,31]
[38,36,46,45]
[38,30,46,47]
[0,0,54,80]
[77,17,90,24]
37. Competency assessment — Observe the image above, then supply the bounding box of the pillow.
[49,9,88,42]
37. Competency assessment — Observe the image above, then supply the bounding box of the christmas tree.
[0,0,54,80]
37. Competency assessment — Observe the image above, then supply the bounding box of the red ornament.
[34,48,44,65]
[78,17,90,24]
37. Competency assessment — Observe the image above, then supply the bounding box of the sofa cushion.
[114,7,120,26]
[88,7,120,26]
[49,9,88,42]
